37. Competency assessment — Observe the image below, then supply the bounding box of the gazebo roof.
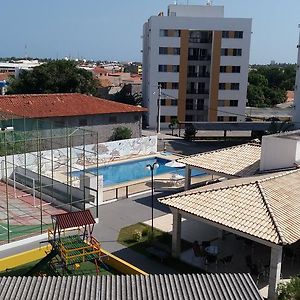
[178,142,261,178]
[52,210,95,230]
[160,169,300,245]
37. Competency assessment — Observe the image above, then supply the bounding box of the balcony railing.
[189,37,212,43]
[187,72,210,78]
[186,89,209,95]
[188,55,211,61]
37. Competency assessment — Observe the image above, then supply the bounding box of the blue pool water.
[73,157,205,187]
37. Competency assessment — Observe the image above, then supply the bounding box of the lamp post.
[146,162,159,235]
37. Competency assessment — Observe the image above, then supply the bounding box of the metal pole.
[157,84,161,134]
[151,167,154,235]
[4,132,10,243]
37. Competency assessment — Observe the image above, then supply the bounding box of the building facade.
[142,4,252,129]
[293,28,300,126]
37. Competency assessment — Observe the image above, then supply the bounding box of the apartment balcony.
[188,55,211,61]
[187,72,210,78]
[186,89,209,95]
[189,37,212,44]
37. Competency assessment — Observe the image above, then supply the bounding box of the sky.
[0,0,299,64]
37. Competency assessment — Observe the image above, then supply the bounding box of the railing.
[188,55,211,61]
[103,181,151,202]
[186,89,209,95]
[187,72,210,78]
[189,37,212,43]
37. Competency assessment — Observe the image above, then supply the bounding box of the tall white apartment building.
[142,4,252,129]
[293,28,300,126]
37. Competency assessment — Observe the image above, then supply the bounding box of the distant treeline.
[247,64,296,107]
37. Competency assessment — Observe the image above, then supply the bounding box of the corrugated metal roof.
[0,93,146,118]
[52,210,95,229]
[0,274,263,300]
[160,169,300,245]
[178,142,261,177]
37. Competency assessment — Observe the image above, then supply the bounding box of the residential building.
[142,4,252,129]
[293,28,300,126]
[0,93,146,143]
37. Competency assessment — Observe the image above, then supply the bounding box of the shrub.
[112,126,132,141]
[184,125,197,140]
[278,276,300,300]
[141,227,149,237]
[132,230,142,242]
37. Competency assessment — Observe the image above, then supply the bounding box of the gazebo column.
[268,245,282,300]
[171,209,182,258]
[185,166,192,190]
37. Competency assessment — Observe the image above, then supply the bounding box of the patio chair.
[220,255,233,265]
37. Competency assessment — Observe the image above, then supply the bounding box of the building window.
[196,99,204,110]
[185,115,193,121]
[172,65,180,72]
[109,116,117,123]
[134,115,140,121]
[79,118,87,126]
[233,49,242,56]
[172,82,179,89]
[171,99,178,106]
[230,100,238,106]
[159,47,168,55]
[174,30,181,37]
[159,29,168,37]
[160,116,166,123]
[221,48,228,56]
[229,116,237,121]
[222,31,229,38]
[158,82,167,89]
[173,48,180,55]
[232,66,241,73]
[219,83,226,90]
[231,83,240,90]
[186,99,193,110]
[158,65,168,72]
[234,31,243,38]
[218,100,226,107]
[160,99,166,106]
[217,116,224,122]
[220,66,227,73]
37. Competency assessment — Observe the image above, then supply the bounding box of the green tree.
[168,117,179,136]
[112,126,132,141]
[7,60,97,95]
[278,276,300,300]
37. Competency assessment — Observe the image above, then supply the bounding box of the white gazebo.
[159,169,300,300]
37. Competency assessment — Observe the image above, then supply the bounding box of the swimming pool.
[73,157,205,187]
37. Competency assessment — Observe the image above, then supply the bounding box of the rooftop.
[0,273,262,300]
[178,142,261,177]
[160,169,300,245]
[0,93,146,119]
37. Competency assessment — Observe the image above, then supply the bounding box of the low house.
[0,93,146,143]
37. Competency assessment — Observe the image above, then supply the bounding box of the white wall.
[293,30,300,127]
[168,5,224,18]
[260,132,300,171]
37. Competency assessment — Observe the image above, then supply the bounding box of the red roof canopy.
[0,93,146,118]
[52,210,95,229]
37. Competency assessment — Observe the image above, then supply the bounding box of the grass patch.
[0,223,50,243]
[118,223,204,274]
[0,255,118,277]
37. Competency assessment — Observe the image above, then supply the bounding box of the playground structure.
[47,210,104,274]
[0,116,102,245]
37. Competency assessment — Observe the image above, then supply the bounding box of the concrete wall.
[260,133,300,171]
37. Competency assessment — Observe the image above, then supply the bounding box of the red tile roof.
[0,93,146,118]
[52,210,95,229]
[0,73,14,81]
[92,67,109,75]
